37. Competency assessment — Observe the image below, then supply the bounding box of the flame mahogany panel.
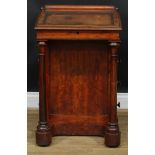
[48,40,110,135]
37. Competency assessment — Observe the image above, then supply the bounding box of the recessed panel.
[48,40,109,116]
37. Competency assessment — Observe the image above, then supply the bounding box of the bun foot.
[36,123,52,146]
[105,123,120,147]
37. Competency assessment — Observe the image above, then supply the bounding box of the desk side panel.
[47,40,110,135]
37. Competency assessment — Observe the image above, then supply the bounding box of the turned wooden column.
[36,41,51,146]
[105,41,120,147]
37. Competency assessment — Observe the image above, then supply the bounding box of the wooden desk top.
[35,5,122,31]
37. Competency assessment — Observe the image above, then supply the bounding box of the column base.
[36,122,52,146]
[105,123,120,147]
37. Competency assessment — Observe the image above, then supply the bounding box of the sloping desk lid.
[35,5,122,31]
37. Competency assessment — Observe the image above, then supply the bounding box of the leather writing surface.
[45,12,113,26]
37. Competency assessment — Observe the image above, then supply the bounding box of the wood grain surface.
[48,40,109,135]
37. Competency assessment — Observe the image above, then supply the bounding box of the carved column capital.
[38,41,47,55]
[108,41,120,58]
[108,41,120,47]
[38,41,47,45]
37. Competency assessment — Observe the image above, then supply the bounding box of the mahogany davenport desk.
[35,5,122,147]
